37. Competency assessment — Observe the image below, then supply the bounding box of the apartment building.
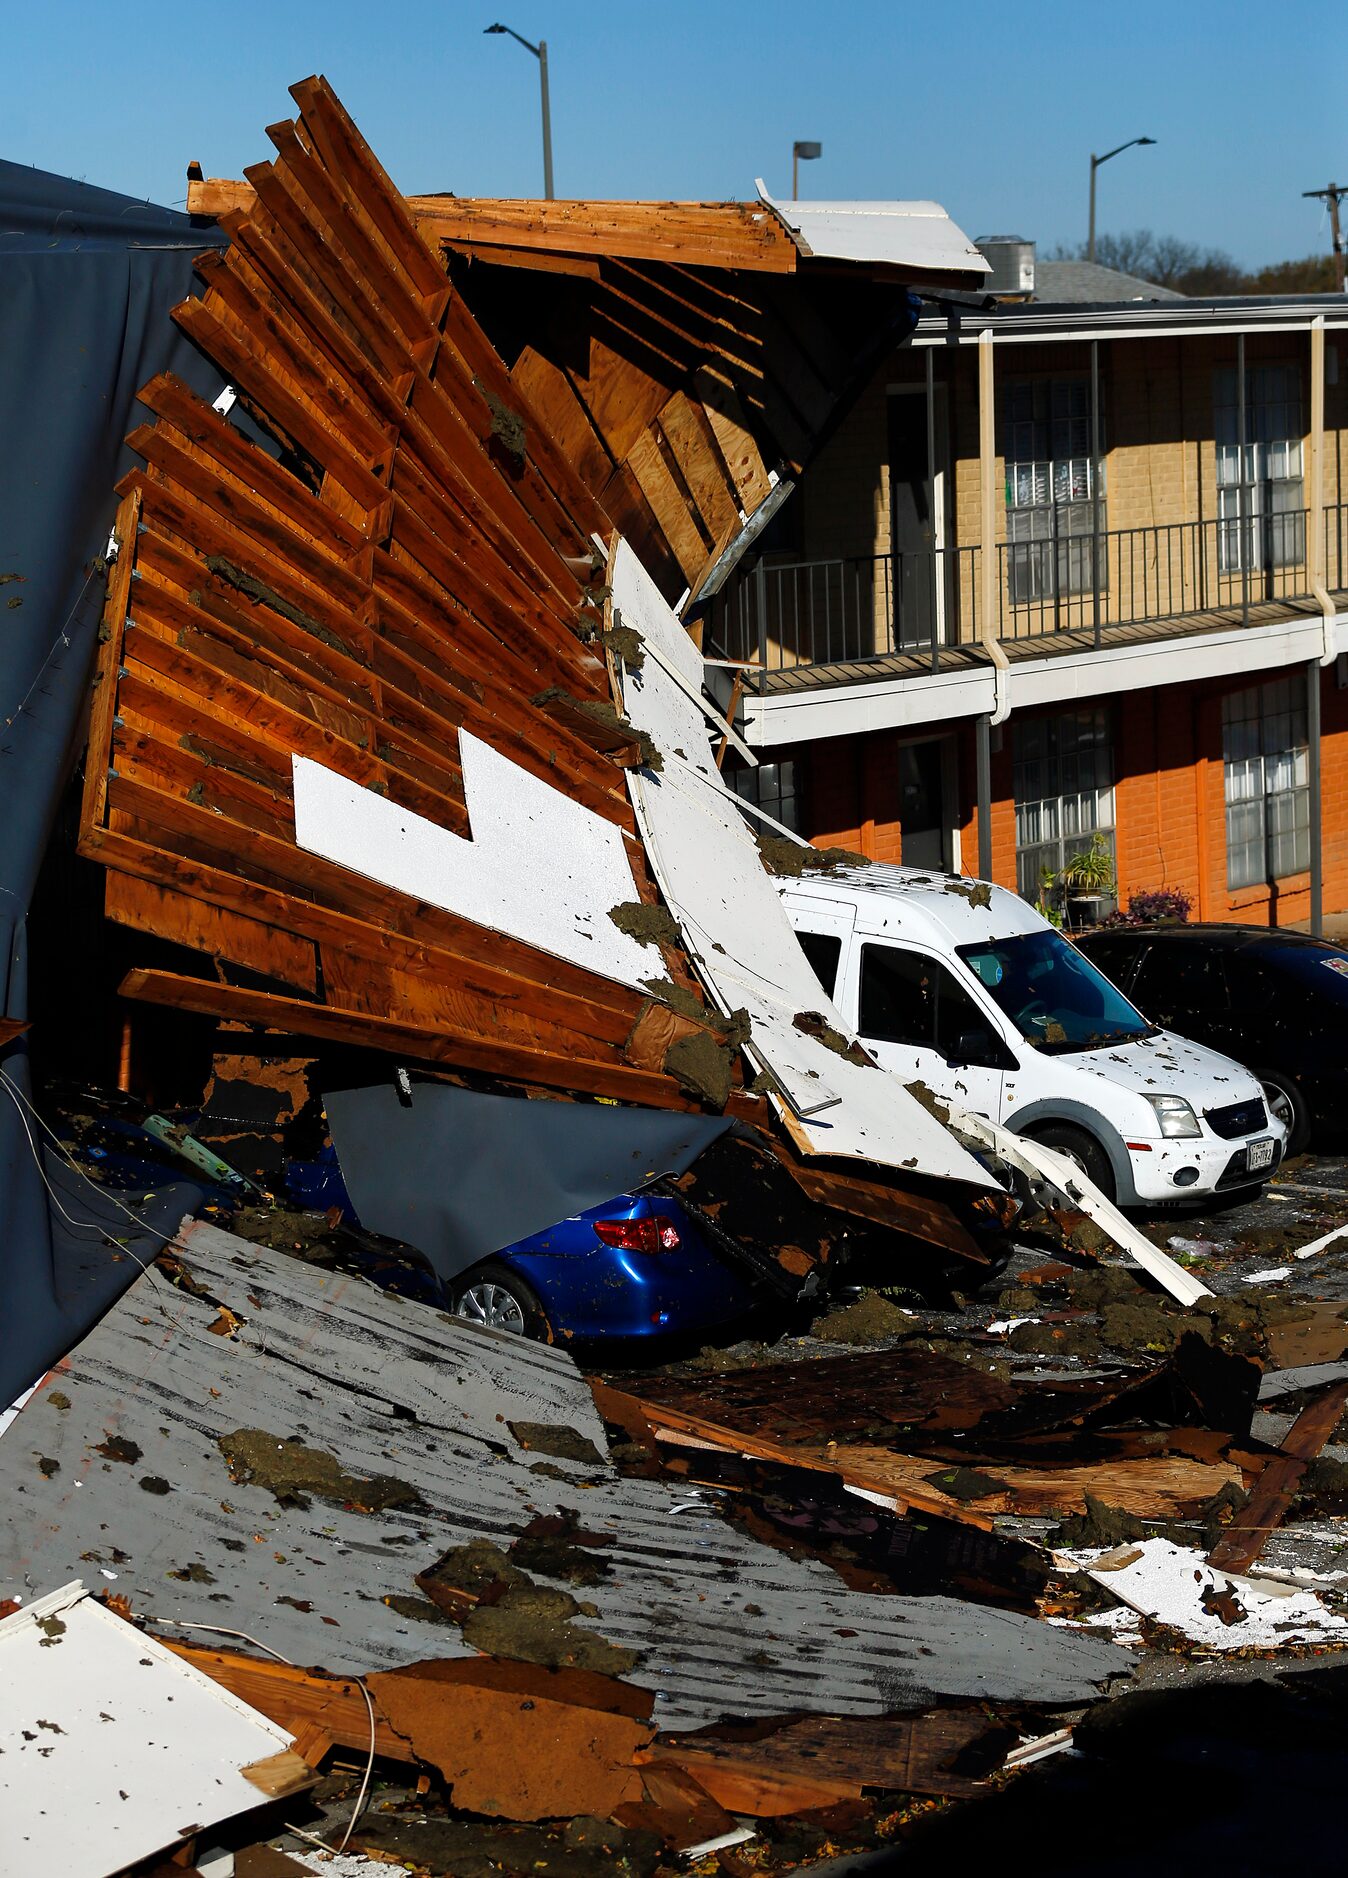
[705,276,1348,929]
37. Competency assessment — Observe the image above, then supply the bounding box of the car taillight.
[593,1215,682,1253]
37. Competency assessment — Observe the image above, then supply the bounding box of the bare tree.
[1047,228,1243,293]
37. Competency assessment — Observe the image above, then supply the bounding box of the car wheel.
[1026,1122,1116,1202]
[1260,1072,1310,1157]
[451,1261,551,1341]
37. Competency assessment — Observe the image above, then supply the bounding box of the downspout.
[1310,315,1338,667]
[976,328,1010,882]
[978,330,1012,724]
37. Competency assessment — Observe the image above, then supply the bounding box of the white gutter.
[977,330,1011,724]
[1310,316,1338,667]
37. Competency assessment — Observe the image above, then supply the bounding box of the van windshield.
[957,931,1154,1053]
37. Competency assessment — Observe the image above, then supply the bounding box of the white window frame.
[1013,708,1116,902]
[1222,678,1310,889]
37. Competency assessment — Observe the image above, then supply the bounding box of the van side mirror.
[949,1028,1013,1070]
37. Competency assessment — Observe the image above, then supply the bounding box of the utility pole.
[1303,183,1346,292]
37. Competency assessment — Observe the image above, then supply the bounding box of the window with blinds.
[1003,378,1105,603]
[1222,678,1310,889]
[1013,708,1115,902]
[1213,365,1305,574]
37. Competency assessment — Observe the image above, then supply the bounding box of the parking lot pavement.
[1140,1152,1348,1298]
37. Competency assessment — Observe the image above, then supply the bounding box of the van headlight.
[1145,1094,1201,1139]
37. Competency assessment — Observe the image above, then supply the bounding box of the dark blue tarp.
[326,1080,733,1285]
[0,162,226,1405]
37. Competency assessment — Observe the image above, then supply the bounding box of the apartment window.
[1013,709,1115,901]
[1223,679,1310,888]
[1003,378,1105,603]
[728,758,801,833]
[1214,365,1304,573]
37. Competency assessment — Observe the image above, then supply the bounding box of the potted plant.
[1035,862,1065,930]
[1058,834,1116,928]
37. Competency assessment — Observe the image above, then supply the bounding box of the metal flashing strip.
[611,541,995,1187]
[913,296,1348,346]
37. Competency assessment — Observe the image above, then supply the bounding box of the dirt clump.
[417,1537,530,1609]
[607,901,681,949]
[664,1028,735,1109]
[460,1582,639,1676]
[792,1009,873,1067]
[507,1421,607,1467]
[1055,1492,1148,1549]
[601,621,645,671]
[757,835,869,878]
[217,1429,420,1513]
[508,1510,614,1587]
[811,1292,921,1346]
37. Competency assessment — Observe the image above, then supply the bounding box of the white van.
[780,865,1283,1206]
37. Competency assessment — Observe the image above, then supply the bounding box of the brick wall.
[789,664,1348,926]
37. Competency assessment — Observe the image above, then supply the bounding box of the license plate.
[1248,1137,1275,1171]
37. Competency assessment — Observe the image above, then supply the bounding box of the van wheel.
[1260,1073,1310,1157]
[1027,1122,1116,1202]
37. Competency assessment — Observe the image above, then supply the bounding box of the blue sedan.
[284,1148,761,1344]
[447,1190,762,1343]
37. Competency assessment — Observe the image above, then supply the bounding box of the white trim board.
[744,613,1329,749]
[0,1581,298,1878]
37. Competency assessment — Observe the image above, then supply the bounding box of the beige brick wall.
[794,326,1348,648]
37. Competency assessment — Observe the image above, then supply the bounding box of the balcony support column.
[976,714,993,881]
[1091,339,1102,648]
[1237,331,1249,627]
[975,329,1009,884]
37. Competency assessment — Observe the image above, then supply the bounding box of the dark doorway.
[898,739,951,870]
[887,388,945,648]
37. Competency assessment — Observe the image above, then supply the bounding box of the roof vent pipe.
[974,236,1035,300]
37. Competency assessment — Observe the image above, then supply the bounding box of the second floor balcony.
[705,503,1348,686]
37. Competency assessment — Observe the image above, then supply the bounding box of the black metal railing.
[704,504,1348,680]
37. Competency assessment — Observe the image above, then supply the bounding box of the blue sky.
[7,0,1343,268]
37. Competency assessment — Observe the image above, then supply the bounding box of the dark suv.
[1075,924,1348,1154]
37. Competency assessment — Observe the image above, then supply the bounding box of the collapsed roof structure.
[70,75,1005,1306]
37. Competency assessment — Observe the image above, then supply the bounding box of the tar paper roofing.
[0,1219,1129,1732]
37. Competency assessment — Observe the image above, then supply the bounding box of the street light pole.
[1088,136,1156,264]
[484,23,554,199]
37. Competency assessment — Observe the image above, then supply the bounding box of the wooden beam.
[1207,1380,1348,1574]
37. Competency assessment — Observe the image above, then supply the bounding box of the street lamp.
[484,22,554,200]
[792,140,821,201]
[1088,136,1155,263]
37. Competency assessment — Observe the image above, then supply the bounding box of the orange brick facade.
[788,663,1348,927]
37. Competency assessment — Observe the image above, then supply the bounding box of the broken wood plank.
[104,874,318,995]
[365,1657,652,1822]
[163,1643,413,1762]
[650,1707,1012,1808]
[1207,1379,1348,1573]
[795,1446,1244,1518]
[589,1379,998,1530]
[80,486,140,835]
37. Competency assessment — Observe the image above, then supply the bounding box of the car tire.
[1259,1072,1310,1157]
[1026,1121,1117,1202]
[450,1260,552,1341]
